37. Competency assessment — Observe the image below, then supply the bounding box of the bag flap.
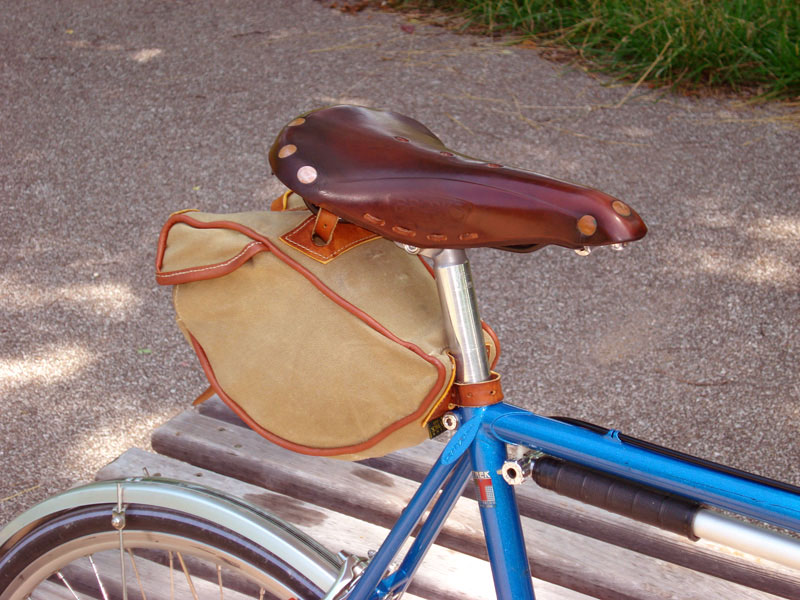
[155,210,310,285]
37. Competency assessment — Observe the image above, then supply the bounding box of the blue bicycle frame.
[341,247,800,600]
[344,401,800,600]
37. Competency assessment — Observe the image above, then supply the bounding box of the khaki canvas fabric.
[157,208,459,459]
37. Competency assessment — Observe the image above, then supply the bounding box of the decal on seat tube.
[473,471,496,508]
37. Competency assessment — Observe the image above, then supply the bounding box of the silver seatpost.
[422,248,491,384]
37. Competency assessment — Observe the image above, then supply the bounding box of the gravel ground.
[1,0,798,528]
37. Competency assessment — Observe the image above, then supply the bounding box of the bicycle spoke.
[176,552,200,600]
[126,549,147,600]
[0,503,333,600]
[168,552,175,600]
[88,556,110,600]
[55,571,81,600]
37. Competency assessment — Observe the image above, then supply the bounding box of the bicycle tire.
[0,503,332,600]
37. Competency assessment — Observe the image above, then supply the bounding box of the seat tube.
[428,248,491,383]
[470,424,536,600]
[427,248,534,598]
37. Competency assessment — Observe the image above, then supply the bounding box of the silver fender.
[0,477,340,591]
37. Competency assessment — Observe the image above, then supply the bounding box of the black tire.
[0,503,331,600]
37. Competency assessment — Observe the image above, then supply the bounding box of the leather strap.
[280,215,379,264]
[313,207,339,245]
[449,372,503,407]
[192,385,216,406]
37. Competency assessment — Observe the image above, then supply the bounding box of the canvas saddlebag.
[156,193,497,460]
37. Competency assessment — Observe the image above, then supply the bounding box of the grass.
[393,0,800,100]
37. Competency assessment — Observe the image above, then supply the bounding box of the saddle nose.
[269,105,647,252]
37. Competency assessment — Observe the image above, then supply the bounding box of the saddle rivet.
[427,233,448,242]
[288,117,305,127]
[612,200,631,217]
[297,166,318,184]
[278,144,297,158]
[459,232,478,241]
[577,215,597,236]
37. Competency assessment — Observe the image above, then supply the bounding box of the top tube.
[485,402,800,532]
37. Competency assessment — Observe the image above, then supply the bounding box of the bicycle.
[1,105,799,600]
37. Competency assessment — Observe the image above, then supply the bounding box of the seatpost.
[421,248,491,384]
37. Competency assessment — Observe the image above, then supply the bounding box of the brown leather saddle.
[269,105,646,252]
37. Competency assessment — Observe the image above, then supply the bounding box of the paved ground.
[1,0,798,528]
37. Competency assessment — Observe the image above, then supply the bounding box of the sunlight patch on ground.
[130,48,163,63]
[687,249,798,287]
[746,215,800,243]
[0,343,96,388]
[65,36,163,64]
[1,278,142,320]
[58,282,142,318]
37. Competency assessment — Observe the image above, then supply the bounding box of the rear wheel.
[0,503,332,600]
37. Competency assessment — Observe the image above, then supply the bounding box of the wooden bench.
[96,397,800,600]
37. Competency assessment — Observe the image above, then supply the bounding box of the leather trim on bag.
[422,353,457,424]
[270,190,291,211]
[158,213,449,456]
[417,255,435,277]
[449,372,503,407]
[481,321,501,370]
[271,190,309,212]
[279,215,379,264]
[156,240,267,285]
[189,333,446,457]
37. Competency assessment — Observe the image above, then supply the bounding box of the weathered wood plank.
[152,408,789,600]
[200,396,800,598]
[98,449,594,600]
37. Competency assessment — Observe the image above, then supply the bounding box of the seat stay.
[341,449,471,600]
[342,406,535,600]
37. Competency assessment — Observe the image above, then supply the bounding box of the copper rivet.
[288,117,305,127]
[297,166,317,184]
[427,233,448,242]
[577,215,597,236]
[612,200,631,217]
[459,232,478,241]
[395,136,409,142]
[278,144,297,159]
